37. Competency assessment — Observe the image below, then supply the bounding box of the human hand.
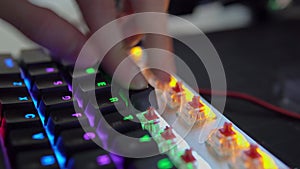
[0,0,175,89]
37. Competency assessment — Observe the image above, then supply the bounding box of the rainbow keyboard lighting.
[0,48,291,169]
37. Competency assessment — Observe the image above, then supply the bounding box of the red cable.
[198,89,300,120]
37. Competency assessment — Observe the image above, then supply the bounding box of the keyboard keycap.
[57,128,102,159]
[7,128,50,153]
[129,87,158,112]
[74,76,110,108]
[112,129,159,157]
[3,108,41,132]
[0,92,34,116]
[47,108,89,142]
[101,112,142,134]
[26,63,60,87]
[68,149,116,169]
[31,75,69,101]
[20,48,52,67]
[15,149,59,169]
[0,54,21,79]
[39,92,74,122]
[0,78,27,94]
[84,101,126,128]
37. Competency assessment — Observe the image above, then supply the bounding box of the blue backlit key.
[0,92,34,114]
[67,149,116,169]
[7,128,50,153]
[15,149,59,169]
[0,54,21,79]
[0,78,27,94]
[3,108,41,132]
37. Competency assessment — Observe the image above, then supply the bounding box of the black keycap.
[84,100,126,128]
[0,93,34,126]
[77,88,113,115]
[39,92,74,123]
[47,108,89,142]
[20,48,52,67]
[84,102,100,127]
[129,86,158,112]
[0,92,34,113]
[3,108,41,132]
[0,54,21,79]
[57,127,102,160]
[67,149,116,169]
[111,129,159,157]
[7,128,50,153]
[26,63,60,87]
[66,67,101,85]
[15,149,59,169]
[74,75,110,108]
[125,154,177,169]
[0,78,27,94]
[31,75,69,101]
[96,90,114,106]
[102,112,142,134]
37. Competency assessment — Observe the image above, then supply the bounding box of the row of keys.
[1,49,177,169]
[18,50,95,168]
[0,54,60,169]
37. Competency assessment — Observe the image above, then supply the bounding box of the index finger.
[130,0,176,83]
[76,0,148,89]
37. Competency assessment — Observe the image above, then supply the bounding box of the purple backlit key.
[31,75,69,102]
[39,92,74,123]
[68,149,116,169]
[56,128,102,160]
[26,63,60,88]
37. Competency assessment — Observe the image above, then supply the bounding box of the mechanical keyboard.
[0,48,290,169]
